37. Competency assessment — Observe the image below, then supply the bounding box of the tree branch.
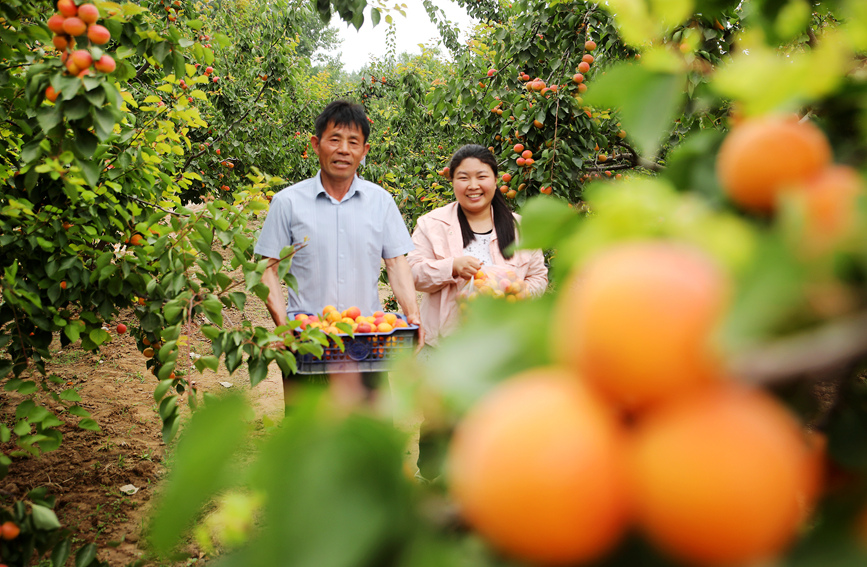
[732,310,867,385]
[614,140,664,172]
[127,195,188,216]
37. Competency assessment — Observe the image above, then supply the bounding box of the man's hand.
[384,255,425,352]
[262,258,288,328]
[405,313,425,352]
[452,255,482,279]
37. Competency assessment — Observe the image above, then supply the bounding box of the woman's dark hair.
[448,144,516,259]
[314,100,370,142]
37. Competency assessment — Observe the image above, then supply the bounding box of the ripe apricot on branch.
[57,0,78,17]
[62,16,86,36]
[0,522,20,540]
[553,241,729,412]
[47,14,66,33]
[52,35,70,50]
[70,49,92,71]
[585,39,597,51]
[449,369,630,565]
[94,54,115,73]
[45,85,60,102]
[87,24,111,45]
[630,385,816,566]
[716,115,832,212]
[77,3,99,23]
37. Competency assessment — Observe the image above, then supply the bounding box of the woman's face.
[452,157,497,216]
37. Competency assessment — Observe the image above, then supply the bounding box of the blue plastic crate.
[294,314,418,374]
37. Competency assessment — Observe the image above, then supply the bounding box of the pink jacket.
[408,202,548,347]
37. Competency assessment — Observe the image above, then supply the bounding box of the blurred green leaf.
[148,394,249,555]
[517,196,583,250]
[601,0,693,46]
[215,396,414,567]
[32,503,61,530]
[712,29,850,116]
[584,63,686,158]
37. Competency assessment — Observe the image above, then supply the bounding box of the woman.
[408,144,548,348]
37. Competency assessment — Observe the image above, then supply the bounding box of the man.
[254,100,423,404]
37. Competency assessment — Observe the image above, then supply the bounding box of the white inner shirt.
[464,230,495,266]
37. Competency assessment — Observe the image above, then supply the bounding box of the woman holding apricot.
[408,144,548,348]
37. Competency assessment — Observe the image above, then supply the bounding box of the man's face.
[311,121,370,184]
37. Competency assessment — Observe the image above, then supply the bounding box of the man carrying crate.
[254,100,424,408]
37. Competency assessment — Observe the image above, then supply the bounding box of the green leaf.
[0,359,12,379]
[51,537,72,567]
[68,406,90,418]
[93,107,116,141]
[13,420,31,436]
[711,30,849,116]
[74,543,97,567]
[37,106,62,133]
[71,129,99,159]
[196,355,220,372]
[59,388,82,402]
[248,356,268,387]
[84,86,105,107]
[64,323,81,343]
[63,97,90,120]
[32,504,62,530]
[370,7,381,26]
[37,428,62,452]
[148,394,249,554]
[186,19,204,30]
[518,196,583,250]
[213,33,231,48]
[243,404,412,566]
[584,62,686,158]
[75,157,100,187]
[88,328,110,346]
[154,379,174,402]
[28,406,52,423]
[78,418,100,431]
[201,326,220,340]
[202,298,223,326]
[164,300,185,324]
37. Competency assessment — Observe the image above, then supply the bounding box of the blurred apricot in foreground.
[629,384,816,566]
[448,369,630,565]
[790,165,864,256]
[717,116,832,212]
[554,241,728,412]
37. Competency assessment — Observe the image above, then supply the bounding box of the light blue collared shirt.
[254,171,414,315]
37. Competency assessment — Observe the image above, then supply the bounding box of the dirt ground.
[0,205,413,566]
[0,289,291,565]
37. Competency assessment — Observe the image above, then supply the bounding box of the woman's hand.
[452,255,482,279]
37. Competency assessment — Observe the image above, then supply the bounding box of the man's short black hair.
[314,100,370,142]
